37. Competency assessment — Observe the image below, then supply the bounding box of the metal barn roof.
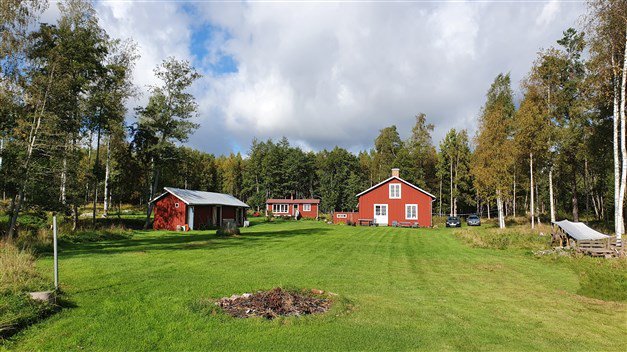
[552,220,609,241]
[152,187,249,208]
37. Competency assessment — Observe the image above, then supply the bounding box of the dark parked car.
[445,216,461,228]
[466,214,481,226]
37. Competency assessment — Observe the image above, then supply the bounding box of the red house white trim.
[266,198,320,219]
[356,169,435,227]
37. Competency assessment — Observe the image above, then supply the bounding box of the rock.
[311,289,324,295]
[28,291,55,303]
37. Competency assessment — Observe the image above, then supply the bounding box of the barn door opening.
[374,204,388,226]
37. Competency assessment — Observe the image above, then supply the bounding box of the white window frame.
[337,214,347,218]
[174,202,180,208]
[405,204,418,220]
[272,204,289,213]
[389,183,401,199]
[303,204,311,211]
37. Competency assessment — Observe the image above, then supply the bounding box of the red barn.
[356,168,436,227]
[151,187,249,231]
[265,198,320,219]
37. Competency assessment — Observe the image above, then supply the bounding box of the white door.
[187,206,194,230]
[374,204,388,226]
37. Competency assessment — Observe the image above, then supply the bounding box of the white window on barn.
[389,183,401,199]
[174,202,179,208]
[272,204,288,213]
[303,204,311,211]
[337,214,347,218]
[405,204,418,220]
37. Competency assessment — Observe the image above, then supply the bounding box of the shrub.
[60,225,133,244]
[217,222,240,237]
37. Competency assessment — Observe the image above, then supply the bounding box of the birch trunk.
[92,127,101,227]
[549,168,556,223]
[513,172,516,218]
[103,136,110,217]
[439,176,442,217]
[487,201,491,220]
[536,182,541,225]
[7,66,55,239]
[617,27,627,239]
[530,153,535,229]
[612,45,622,238]
[60,151,67,204]
[0,137,3,171]
[497,190,505,229]
[449,160,453,216]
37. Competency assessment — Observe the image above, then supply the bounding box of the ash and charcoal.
[216,287,333,319]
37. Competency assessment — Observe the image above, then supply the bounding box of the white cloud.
[537,0,561,27]
[39,1,586,154]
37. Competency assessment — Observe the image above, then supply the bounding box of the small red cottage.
[265,198,320,219]
[356,168,435,227]
[151,187,249,231]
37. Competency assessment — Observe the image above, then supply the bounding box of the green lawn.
[3,220,626,351]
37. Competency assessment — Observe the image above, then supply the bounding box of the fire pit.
[216,287,333,319]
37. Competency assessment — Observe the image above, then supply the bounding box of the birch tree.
[587,0,627,238]
[137,57,201,229]
[471,74,516,229]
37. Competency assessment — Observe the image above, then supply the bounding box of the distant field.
[2,220,625,351]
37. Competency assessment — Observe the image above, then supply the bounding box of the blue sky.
[45,0,586,156]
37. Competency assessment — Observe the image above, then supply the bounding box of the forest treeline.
[1,0,625,236]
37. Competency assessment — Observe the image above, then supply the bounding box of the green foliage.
[373,125,402,182]
[437,129,473,215]
[316,147,363,212]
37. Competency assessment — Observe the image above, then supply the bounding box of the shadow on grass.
[55,226,331,258]
[0,295,76,341]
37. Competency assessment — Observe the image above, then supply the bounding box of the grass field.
[2,220,626,351]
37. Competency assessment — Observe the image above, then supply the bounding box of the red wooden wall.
[266,202,318,218]
[153,193,187,230]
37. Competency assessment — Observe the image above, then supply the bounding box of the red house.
[151,187,249,231]
[266,198,320,219]
[356,168,436,227]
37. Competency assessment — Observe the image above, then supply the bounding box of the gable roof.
[151,187,249,208]
[266,198,320,204]
[355,176,436,199]
[552,220,609,241]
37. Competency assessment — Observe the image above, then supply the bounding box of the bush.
[217,222,240,237]
[59,226,133,244]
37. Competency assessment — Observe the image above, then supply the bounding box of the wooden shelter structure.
[552,220,623,258]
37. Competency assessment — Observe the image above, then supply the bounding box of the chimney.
[391,168,400,178]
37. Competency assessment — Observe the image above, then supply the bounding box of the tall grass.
[454,224,553,251]
[0,244,48,294]
[0,242,55,339]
